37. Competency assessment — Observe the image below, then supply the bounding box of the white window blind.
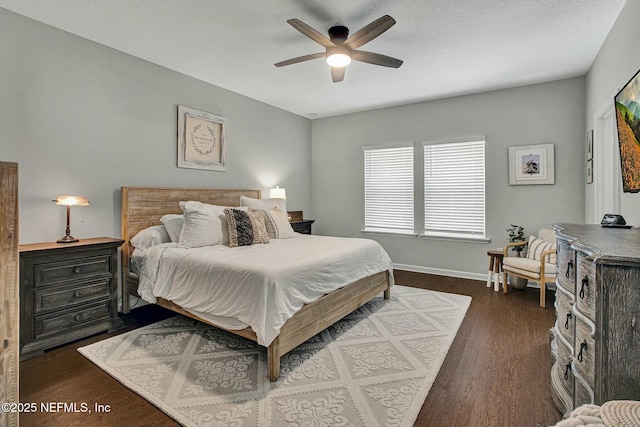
[364,145,414,233]
[424,139,485,237]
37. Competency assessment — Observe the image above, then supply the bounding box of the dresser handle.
[565,312,572,329]
[578,340,587,362]
[73,291,81,298]
[580,276,589,299]
[564,363,572,380]
[72,314,81,321]
[73,266,81,274]
[565,260,573,278]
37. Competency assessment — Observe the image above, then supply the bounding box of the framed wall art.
[177,105,227,171]
[508,143,555,185]
[586,159,593,184]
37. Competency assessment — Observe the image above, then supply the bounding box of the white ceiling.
[0,0,627,119]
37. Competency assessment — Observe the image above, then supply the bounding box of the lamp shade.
[54,195,90,206]
[269,186,286,199]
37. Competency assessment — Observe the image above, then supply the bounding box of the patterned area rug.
[78,285,471,427]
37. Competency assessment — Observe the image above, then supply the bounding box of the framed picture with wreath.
[508,143,555,185]
[177,105,227,171]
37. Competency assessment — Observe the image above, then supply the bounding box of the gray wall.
[0,9,312,244]
[585,0,640,225]
[311,78,586,279]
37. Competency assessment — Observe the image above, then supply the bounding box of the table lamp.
[53,195,90,243]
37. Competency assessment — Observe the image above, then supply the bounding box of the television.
[614,67,640,193]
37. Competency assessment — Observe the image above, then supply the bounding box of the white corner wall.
[311,78,586,278]
[0,9,312,244]
[585,0,640,226]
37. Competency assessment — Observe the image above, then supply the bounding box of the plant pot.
[508,274,529,290]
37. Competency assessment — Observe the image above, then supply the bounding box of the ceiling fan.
[275,15,403,83]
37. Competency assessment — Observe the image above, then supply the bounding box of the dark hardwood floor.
[20,271,562,427]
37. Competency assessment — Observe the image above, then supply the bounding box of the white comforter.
[134,234,394,346]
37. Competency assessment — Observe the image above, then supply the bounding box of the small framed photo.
[177,105,227,171]
[586,130,593,161]
[508,143,555,185]
[586,159,593,184]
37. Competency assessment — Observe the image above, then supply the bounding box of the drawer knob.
[564,363,572,380]
[74,291,81,298]
[580,276,589,299]
[73,314,81,322]
[578,340,588,362]
[73,266,81,274]
[565,260,574,278]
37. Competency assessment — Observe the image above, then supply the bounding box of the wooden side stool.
[487,250,504,292]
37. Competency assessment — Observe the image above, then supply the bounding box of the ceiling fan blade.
[331,66,345,83]
[275,52,325,67]
[287,19,335,48]
[352,50,403,68]
[343,15,396,50]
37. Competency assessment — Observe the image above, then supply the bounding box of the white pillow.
[160,214,184,242]
[240,195,287,213]
[258,208,297,239]
[131,225,171,250]
[178,201,247,247]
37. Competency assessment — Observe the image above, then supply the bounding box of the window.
[423,139,486,238]
[363,145,414,234]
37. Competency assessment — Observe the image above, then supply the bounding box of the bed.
[120,186,392,381]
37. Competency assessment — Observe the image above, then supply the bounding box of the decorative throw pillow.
[252,208,297,239]
[527,235,557,264]
[160,214,184,242]
[224,208,270,247]
[240,195,287,213]
[178,201,248,248]
[131,225,171,250]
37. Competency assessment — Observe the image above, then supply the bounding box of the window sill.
[420,232,491,244]
[361,229,418,238]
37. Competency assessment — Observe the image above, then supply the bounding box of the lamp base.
[57,234,79,244]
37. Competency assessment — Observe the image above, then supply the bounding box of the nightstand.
[19,237,124,360]
[290,219,315,234]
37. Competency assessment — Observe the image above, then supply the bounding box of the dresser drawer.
[575,253,596,320]
[34,255,111,287]
[556,283,575,344]
[573,309,595,386]
[552,335,575,414]
[33,301,112,340]
[556,240,575,293]
[34,278,111,313]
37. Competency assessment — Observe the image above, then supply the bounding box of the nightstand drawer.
[33,301,112,340]
[34,255,111,287]
[34,278,111,313]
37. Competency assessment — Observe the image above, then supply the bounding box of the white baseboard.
[392,263,487,282]
[392,263,558,291]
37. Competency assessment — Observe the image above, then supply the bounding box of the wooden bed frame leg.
[267,340,280,381]
[122,289,130,314]
[384,286,391,300]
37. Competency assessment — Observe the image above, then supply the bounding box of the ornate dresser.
[551,223,640,416]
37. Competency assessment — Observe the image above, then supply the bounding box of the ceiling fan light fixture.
[326,53,351,67]
[326,46,351,67]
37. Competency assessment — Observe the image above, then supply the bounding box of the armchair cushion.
[503,257,556,279]
[527,235,556,264]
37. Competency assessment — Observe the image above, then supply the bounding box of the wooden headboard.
[120,186,261,309]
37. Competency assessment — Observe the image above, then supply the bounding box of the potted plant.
[506,224,529,289]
